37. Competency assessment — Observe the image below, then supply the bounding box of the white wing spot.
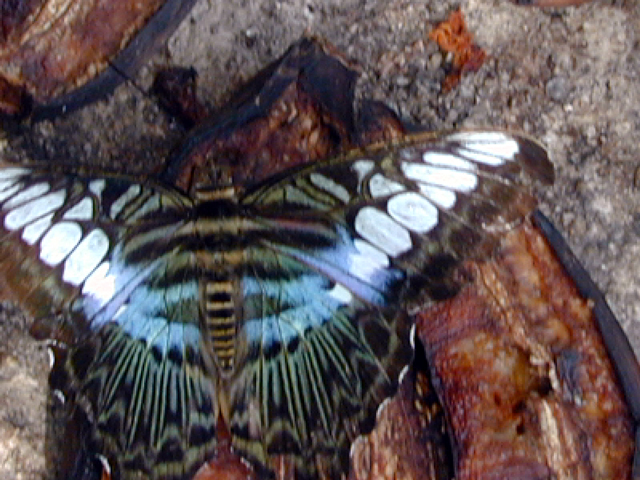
[0,168,29,181]
[409,323,416,349]
[82,262,115,304]
[418,184,457,209]
[309,173,350,203]
[63,197,94,221]
[354,206,412,257]
[342,239,391,286]
[47,347,55,368]
[0,184,20,202]
[52,389,65,405]
[448,132,520,164]
[97,455,112,477]
[0,178,20,193]
[39,221,82,266]
[110,184,141,219]
[447,131,510,144]
[402,163,478,192]
[352,159,375,183]
[4,190,65,231]
[422,152,476,171]
[21,213,54,245]
[4,183,50,209]
[328,283,353,304]
[89,179,106,198]
[474,138,519,160]
[0,169,27,200]
[63,229,110,286]
[388,192,438,233]
[369,173,405,198]
[456,148,507,166]
[354,239,389,268]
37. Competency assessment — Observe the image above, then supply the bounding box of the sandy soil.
[0,0,638,478]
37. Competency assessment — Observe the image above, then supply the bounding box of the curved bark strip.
[0,0,197,120]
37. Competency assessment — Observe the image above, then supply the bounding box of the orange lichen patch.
[429,9,486,91]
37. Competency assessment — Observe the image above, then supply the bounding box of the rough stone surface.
[1,0,639,478]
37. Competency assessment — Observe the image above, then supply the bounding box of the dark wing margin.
[229,131,552,477]
[0,164,218,480]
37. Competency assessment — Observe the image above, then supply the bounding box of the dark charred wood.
[162,38,360,192]
[355,100,408,147]
[152,67,209,129]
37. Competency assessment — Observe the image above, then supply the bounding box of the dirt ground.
[0,0,639,478]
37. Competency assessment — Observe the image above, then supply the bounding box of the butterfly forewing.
[243,131,551,297]
[0,130,551,479]
[0,165,218,479]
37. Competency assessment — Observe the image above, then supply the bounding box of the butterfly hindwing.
[226,240,413,477]
[0,165,218,479]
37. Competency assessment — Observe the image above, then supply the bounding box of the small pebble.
[394,75,411,87]
[546,76,570,103]
[428,52,442,71]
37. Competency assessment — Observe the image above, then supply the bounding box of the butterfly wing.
[0,129,552,480]
[0,165,217,479]
[226,130,553,477]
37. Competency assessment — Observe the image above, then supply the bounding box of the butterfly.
[0,130,552,479]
